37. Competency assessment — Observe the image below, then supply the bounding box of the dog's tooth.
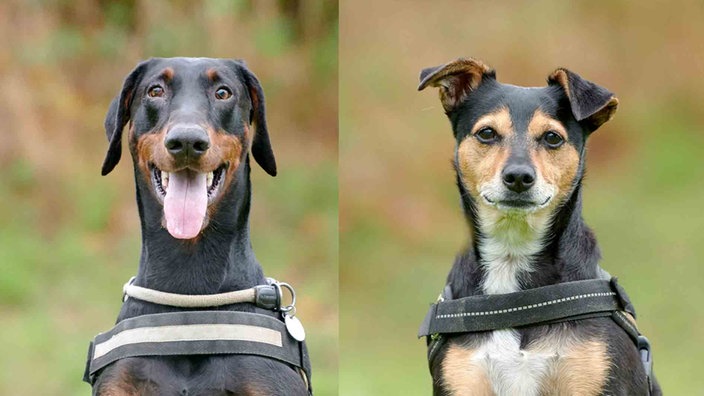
[207,172,214,188]
[162,171,169,190]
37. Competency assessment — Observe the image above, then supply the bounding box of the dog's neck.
[131,158,265,295]
[474,205,551,294]
[454,181,602,296]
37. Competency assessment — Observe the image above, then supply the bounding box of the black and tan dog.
[418,58,660,395]
[94,58,309,395]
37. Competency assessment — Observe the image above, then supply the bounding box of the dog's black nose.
[502,164,536,193]
[165,126,210,159]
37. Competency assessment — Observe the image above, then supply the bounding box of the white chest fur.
[471,330,555,396]
[475,208,552,394]
[477,207,549,294]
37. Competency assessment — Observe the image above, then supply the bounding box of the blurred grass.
[340,0,704,395]
[0,1,337,395]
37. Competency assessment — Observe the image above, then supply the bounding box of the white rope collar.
[122,277,296,311]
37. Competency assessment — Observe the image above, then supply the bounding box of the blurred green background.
[0,1,337,395]
[3,1,704,395]
[340,1,704,395]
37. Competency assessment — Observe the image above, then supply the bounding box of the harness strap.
[419,278,653,394]
[84,311,307,385]
[419,279,620,337]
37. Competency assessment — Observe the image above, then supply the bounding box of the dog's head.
[419,58,617,220]
[101,57,276,240]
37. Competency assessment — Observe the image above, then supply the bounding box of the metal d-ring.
[274,282,296,313]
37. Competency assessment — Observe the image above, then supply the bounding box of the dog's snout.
[165,126,210,159]
[502,164,536,193]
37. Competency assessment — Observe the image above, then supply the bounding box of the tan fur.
[241,384,270,396]
[548,69,571,100]
[96,364,141,396]
[528,110,580,205]
[204,126,243,174]
[204,126,243,218]
[441,344,494,396]
[160,67,174,82]
[589,97,619,126]
[421,58,494,112]
[206,67,219,82]
[539,340,610,396]
[457,107,513,196]
[132,123,243,216]
[133,126,170,181]
[133,125,242,175]
[97,386,137,396]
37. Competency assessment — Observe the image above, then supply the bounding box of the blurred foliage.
[0,0,337,395]
[4,1,704,395]
[340,0,704,395]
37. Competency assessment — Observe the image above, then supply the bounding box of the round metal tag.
[284,314,306,342]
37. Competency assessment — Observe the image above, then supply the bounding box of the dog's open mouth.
[150,163,227,239]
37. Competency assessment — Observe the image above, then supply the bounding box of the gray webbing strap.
[84,311,305,385]
[418,279,621,337]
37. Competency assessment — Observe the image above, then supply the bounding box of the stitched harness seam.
[436,291,616,319]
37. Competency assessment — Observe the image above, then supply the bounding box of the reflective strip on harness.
[84,311,305,385]
[93,323,283,359]
[418,279,623,337]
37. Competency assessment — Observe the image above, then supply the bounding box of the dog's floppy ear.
[101,60,151,175]
[418,58,495,112]
[548,68,619,133]
[232,61,277,177]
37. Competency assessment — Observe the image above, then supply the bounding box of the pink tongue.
[163,170,208,239]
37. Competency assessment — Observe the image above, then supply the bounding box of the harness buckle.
[637,335,653,378]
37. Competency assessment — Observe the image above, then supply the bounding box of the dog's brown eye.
[542,131,564,148]
[215,87,232,100]
[147,85,164,98]
[475,127,499,144]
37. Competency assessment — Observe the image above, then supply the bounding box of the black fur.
[419,59,660,395]
[101,58,276,177]
[93,58,306,395]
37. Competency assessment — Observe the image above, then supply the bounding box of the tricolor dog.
[418,58,660,396]
[86,58,311,396]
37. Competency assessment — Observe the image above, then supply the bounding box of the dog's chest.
[95,356,308,396]
[471,329,557,396]
[442,329,610,396]
[442,212,609,395]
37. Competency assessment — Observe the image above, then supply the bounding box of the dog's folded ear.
[101,60,152,176]
[548,68,619,133]
[231,61,277,177]
[418,58,495,112]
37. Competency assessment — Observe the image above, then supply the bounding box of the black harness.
[419,277,653,394]
[84,280,313,395]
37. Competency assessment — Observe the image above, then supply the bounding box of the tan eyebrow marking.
[206,68,220,82]
[527,109,568,140]
[160,67,174,82]
[471,106,513,136]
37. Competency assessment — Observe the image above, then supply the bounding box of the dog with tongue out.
[92,58,309,395]
[101,57,277,241]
